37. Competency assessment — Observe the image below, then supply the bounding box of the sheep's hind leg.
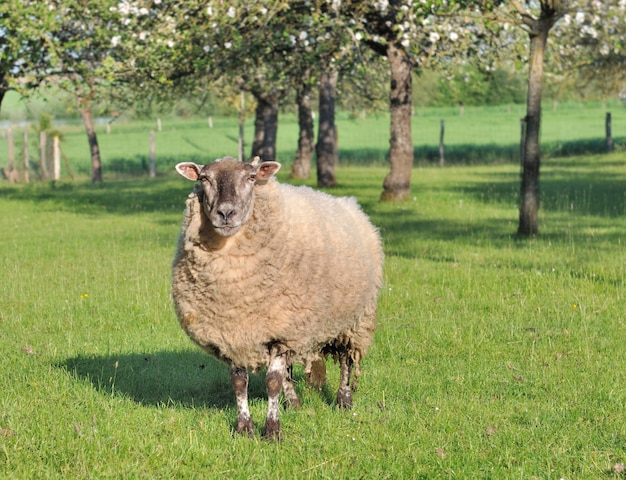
[230,366,254,437]
[262,345,287,441]
[336,352,353,409]
[283,365,302,409]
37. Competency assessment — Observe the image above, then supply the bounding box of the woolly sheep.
[171,156,383,440]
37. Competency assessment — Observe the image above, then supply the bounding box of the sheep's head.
[176,156,281,237]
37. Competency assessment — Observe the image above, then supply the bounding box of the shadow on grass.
[0,176,190,218]
[456,162,626,219]
[61,350,246,409]
[59,350,336,410]
[340,136,624,166]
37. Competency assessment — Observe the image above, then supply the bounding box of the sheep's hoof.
[235,417,254,438]
[284,395,302,410]
[336,388,353,409]
[261,419,282,442]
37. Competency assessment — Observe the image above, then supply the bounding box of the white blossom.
[227,6,236,18]
[429,31,440,43]
[575,12,585,24]
[111,35,121,47]
[449,31,458,41]
[224,41,232,49]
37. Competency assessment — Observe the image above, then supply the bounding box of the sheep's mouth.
[212,224,242,237]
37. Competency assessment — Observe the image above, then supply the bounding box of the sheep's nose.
[217,206,236,221]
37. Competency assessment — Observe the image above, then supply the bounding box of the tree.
[505,1,565,236]
[554,1,626,100]
[316,64,339,187]
[43,0,126,183]
[291,67,315,179]
[343,0,483,201]
[0,1,55,114]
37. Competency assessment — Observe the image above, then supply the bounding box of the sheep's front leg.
[230,366,254,437]
[262,345,287,441]
[336,352,353,408]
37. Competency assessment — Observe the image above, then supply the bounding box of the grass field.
[1,92,625,178]
[1,104,626,477]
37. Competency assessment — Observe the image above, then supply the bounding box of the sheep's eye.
[199,176,208,183]
[248,174,256,182]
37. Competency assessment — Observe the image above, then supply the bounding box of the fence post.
[606,112,613,153]
[40,131,48,180]
[149,130,156,178]
[439,119,445,167]
[7,127,17,183]
[23,130,29,183]
[53,136,61,180]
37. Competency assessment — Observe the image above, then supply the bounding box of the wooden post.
[208,116,213,128]
[7,127,17,183]
[157,118,162,132]
[53,136,61,180]
[23,130,29,183]
[40,131,48,180]
[606,112,613,153]
[149,130,156,178]
[439,120,445,167]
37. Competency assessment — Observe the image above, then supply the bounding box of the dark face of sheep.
[176,156,281,237]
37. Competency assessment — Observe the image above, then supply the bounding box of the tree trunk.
[251,99,265,159]
[238,91,245,162]
[0,88,5,116]
[316,66,338,188]
[518,24,550,236]
[250,90,279,162]
[381,42,413,202]
[261,95,279,162]
[291,79,314,179]
[79,108,103,183]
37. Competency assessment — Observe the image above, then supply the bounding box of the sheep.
[171,156,383,440]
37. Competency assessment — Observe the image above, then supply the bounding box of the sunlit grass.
[1,146,625,477]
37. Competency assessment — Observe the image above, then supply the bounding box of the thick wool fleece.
[171,177,383,374]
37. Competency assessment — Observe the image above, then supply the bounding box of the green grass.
[1,148,625,478]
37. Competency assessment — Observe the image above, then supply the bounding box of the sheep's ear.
[255,161,281,181]
[176,162,203,181]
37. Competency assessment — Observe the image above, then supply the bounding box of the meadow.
[1,102,626,478]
